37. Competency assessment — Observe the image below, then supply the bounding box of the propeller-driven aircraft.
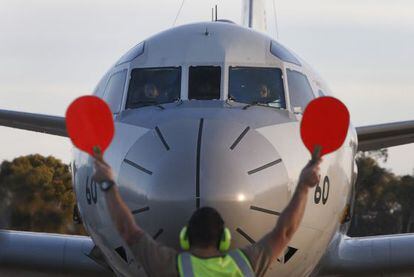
[1,0,414,276]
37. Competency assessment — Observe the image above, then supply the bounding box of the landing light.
[237,193,246,202]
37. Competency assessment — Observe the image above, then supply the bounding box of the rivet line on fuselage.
[230,126,250,150]
[250,205,281,216]
[236,228,256,244]
[247,159,282,175]
[124,159,153,175]
[155,126,170,151]
[131,206,150,215]
[153,229,164,240]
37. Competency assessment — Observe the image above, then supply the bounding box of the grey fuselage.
[72,22,358,276]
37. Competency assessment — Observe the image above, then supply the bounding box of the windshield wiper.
[242,101,272,110]
[132,101,165,110]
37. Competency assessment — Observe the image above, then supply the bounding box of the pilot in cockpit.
[144,83,160,101]
[258,84,271,103]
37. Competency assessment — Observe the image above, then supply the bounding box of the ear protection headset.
[179,226,231,252]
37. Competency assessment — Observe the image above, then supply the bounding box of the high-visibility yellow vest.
[177,249,255,277]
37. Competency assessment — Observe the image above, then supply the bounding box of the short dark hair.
[187,207,224,249]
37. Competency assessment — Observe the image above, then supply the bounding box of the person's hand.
[92,147,115,184]
[298,159,322,188]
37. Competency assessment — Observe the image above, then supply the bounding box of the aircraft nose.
[118,117,289,248]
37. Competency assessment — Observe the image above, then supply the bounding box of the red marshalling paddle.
[66,95,349,164]
[65,95,114,156]
[300,96,350,162]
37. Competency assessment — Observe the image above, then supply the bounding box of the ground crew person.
[92,150,321,277]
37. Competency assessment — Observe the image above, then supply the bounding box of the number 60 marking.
[314,176,330,205]
[85,176,98,205]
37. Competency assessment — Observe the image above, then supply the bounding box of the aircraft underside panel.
[0,230,112,276]
[318,233,414,276]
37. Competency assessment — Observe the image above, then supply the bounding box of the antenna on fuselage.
[211,4,218,22]
[172,0,186,27]
[242,0,267,32]
[272,0,280,39]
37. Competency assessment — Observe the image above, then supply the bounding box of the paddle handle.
[93,146,103,160]
[311,145,322,164]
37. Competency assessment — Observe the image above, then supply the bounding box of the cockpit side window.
[93,74,108,98]
[188,66,221,100]
[287,69,315,112]
[126,67,181,109]
[318,90,325,97]
[229,67,286,108]
[103,69,127,114]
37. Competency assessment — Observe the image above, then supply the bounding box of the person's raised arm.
[92,151,144,246]
[266,159,321,260]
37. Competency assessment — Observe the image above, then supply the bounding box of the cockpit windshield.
[126,67,181,109]
[229,67,286,109]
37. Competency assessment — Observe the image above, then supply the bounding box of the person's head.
[259,85,270,99]
[187,207,225,249]
[144,83,160,99]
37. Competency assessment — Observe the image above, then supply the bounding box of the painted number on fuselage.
[314,176,330,205]
[85,176,98,205]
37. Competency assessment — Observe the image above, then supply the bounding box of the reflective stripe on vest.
[178,250,255,277]
[180,252,195,276]
[228,250,254,277]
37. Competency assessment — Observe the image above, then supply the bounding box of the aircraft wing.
[0,111,112,275]
[0,230,113,276]
[1,109,413,147]
[317,233,414,276]
[0,109,67,137]
[356,120,414,151]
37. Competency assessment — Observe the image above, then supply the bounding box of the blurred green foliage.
[349,149,414,236]
[0,154,85,235]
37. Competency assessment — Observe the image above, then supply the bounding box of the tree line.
[0,152,412,236]
[348,149,414,236]
[0,154,85,235]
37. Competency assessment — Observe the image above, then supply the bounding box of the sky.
[0,0,413,175]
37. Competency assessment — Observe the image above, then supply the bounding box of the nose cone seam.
[195,118,204,209]
[118,117,289,251]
